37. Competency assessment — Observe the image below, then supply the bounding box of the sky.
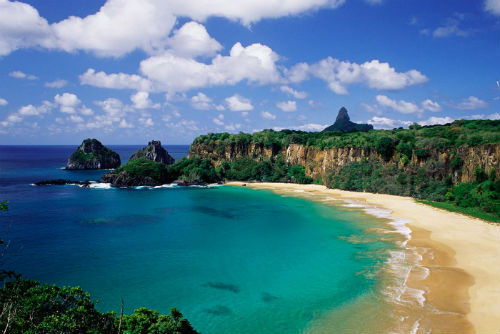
[0,0,499,144]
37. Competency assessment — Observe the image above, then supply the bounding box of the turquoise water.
[0,146,396,333]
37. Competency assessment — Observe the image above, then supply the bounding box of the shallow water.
[1,146,404,333]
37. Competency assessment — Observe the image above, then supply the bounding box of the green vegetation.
[167,155,312,184]
[116,158,171,183]
[69,149,96,163]
[169,157,219,183]
[325,160,499,222]
[221,155,312,183]
[417,200,499,223]
[193,120,500,152]
[0,279,198,334]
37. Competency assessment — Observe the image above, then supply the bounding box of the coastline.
[226,182,500,334]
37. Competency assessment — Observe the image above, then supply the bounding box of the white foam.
[293,189,305,193]
[409,319,421,334]
[342,203,366,208]
[88,182,111,189]
[363,207,392,219]
[153,183,178,189]
[412,265,430,281]
[405,287,426,307]
[322,196,341,201]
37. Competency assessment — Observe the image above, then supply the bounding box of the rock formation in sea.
[129,140,175,165]
[35,179,91,187]
[322,107,373,132]
[66,139,121,170]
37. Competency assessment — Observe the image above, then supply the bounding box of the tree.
[375,137,395,161]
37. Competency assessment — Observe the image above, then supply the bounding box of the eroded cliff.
[188,141,499,185]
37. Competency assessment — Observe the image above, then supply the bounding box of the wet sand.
[227,182,500,334]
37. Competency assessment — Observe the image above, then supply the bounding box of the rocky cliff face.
[66,139,121,170]
[130,140,175,165]
[188,141,500,185]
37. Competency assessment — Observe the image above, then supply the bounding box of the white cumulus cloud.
[139,42,281,92]
[367,116,412,129]
[375,95,421,114]
[421,99,441,112]
[450,96,488,110]
[166,21,222,58]
[261,111,276,120]
[9,70,37,80]
[131,91,160,109]
[0,0,346,57]
[419,116,455,126]
[280,85,307,99]
[276,100,297,112]
[45,79,68,88]
[80,69,153,91]
[225,94,254,111]
[54,93,81,114]
[288,58,427,94]
[484,0,500,15]
[273,123,327,131]
[0,98,7,106]
[190,92,213,110]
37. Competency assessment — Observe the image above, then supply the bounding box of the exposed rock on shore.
[35,179,91,187]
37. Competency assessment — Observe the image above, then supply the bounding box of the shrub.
[414,148,430,159]
[450,155,463,170]
[375,137,395,161]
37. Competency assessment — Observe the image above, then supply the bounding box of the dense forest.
[192,119,500,151]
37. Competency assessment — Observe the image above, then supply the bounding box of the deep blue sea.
[0,145,403,333]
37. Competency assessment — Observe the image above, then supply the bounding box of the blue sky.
[0,0,498,144]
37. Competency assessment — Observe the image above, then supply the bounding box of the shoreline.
[227,182,500,334]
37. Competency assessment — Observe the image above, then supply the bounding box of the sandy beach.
[227,182,500,334]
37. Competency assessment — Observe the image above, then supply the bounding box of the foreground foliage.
[0,279,199,334]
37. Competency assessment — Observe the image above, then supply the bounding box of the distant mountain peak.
[322,107,373,133]
[335,107,350,122]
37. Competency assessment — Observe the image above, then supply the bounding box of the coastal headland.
[227,181,500,334]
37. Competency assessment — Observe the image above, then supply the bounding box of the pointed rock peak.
[335,107,350,122]
[130,140,174,165]
[149,140,162,147]
[322,106,373,133]
[66,138,121,170]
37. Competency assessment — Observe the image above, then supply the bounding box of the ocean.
[0,145,417,333]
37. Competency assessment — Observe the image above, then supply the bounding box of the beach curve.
[226,182,500,334]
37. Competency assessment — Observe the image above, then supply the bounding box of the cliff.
[188,140,499,185]
[130,140,175,165]
[66,139,121,170]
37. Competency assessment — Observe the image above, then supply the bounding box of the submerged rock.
[66,139,121,170]
[322,107,373,133]
[130,140,175,165]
